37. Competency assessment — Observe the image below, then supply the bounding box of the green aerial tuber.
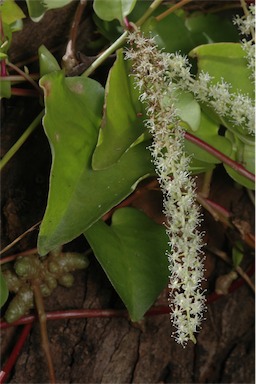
[3,249,90,323]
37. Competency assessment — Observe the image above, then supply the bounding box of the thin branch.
[196,194,231,227]
[0,110,44,171]
[1,259,254,333]
[1,74,39,82]
[82,0,165,77]
[0,248,38,265]
[136,0,164,26]
[206,245,255,293]
[62,0,87,72]
[0,323,33,382]
[156,0,192,22]
[0,13,7,77]
[185,132,255,183]
[32,280,56,384]
[200,169,214,198]
[82,30,129,77]
[0,222,41,257]
[11,88,41,97]
[6,61,42,95]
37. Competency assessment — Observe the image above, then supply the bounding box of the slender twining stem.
[0,110,44,171]
[200,170,214,198]
[70,0,87,49]
[82,30,128,77]
[1,261,254,331]
[10,88,40,97]
[0,323,33,382]
[206,246,255,293]
[0,13,7,77]
[136,0,164,26]
[185,132,255,183]
[0,223,40,256]
[62,0,87,71]
[32,280,56,384]
[82,0,165,77]
[155,0,192,22]
[7,61,42,94]
[0,247,38,265]
[0,75,39,82]
[196,194,231,226]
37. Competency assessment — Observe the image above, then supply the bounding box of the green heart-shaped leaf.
[38,71,154,255]
[190,43,253,97]
[85,207,169,321]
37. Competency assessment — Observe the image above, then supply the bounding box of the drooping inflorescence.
[125,31,206,346]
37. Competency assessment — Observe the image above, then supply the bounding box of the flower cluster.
[125,32,206,346]
[233,3,255,81]
[164,54,255,135]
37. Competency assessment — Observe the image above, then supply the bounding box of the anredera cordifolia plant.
[0,0,255,350]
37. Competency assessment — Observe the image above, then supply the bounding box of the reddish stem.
[1,263,254,330]
[11,88,40,97]
[204,198,230,218]
[0,248,38,265]
[185,132,255,182]
[0,323,33,383]
[0,15,7,77]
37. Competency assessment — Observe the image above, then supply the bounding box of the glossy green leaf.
[224,130,255,189]
[38,71,154,255]
[0,0,25,25]
[0,269,9,308]
[38,45,60,77]
[25,0,73,22]
[186,13,239,46]
[142,14,193,54]
[142,11,239,56]
[92,49,146,169]
[184,111,232,164]
[190,43,254,98]
[174,91,201,132]
[92,1,165,43]
[93,0,137,23]
[85,207,168,321]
